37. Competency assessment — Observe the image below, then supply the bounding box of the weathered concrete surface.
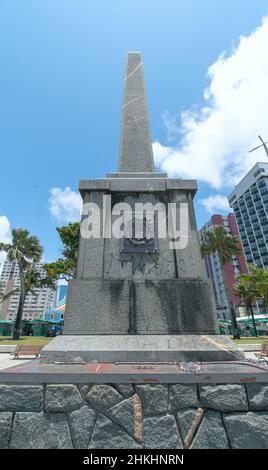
[118,52,154,173]
[0,382,268,449]
[41,334,243,364]
[62,279,218,336]
[2,358,266,384]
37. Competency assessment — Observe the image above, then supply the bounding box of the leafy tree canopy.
[43,222,80,282]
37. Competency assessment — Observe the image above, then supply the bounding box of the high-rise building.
[44,285,67,323]
[0,260,56,321]
[228,162,268,268]
[199,214,248,320]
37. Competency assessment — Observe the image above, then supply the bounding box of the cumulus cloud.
[199,195,230,215]
[153,16,268,189]
[0,216,11,272]
[49,187,82,223]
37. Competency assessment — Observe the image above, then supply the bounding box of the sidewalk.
[0,353,30,371]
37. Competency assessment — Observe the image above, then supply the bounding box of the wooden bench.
[11,345,43,359]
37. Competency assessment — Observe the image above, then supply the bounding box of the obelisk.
[118,52,154,173]
[42,52,243,363]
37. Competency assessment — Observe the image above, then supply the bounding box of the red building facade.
[200,214,248,319]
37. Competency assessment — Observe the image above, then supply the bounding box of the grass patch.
[0,336,53,346]
[230,336,268,345]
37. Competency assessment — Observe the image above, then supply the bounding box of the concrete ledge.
[0,345,17,353]
[106,172,168,178]
[40,334,244,364]
[238,344,262,352]
[0,360,267,384]
[78,178,198,193]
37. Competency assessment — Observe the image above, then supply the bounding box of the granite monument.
[42,52,242,363]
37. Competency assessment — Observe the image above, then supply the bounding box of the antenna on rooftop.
[249,135,268,158]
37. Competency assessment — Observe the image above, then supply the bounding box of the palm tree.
[0,229,43,340]
[235,274,259,337]
[23,266,55,296]
[250,265,268,309]
[201,225,242,339]
[0,280,18,304]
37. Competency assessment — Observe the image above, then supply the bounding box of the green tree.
[201,225,242,339]
[249,265,268,308]
[23,266,56,296]
[0,279,18,303]
[235,273,259,337]
[44,222,80,282]
[0,229,43,340]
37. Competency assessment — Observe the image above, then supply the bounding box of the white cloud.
[0,216,11,272]
[153,16,268,189]
[199,195,230,215]
[49,187,82,223]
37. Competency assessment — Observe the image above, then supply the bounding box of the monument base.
[41,334,243,364]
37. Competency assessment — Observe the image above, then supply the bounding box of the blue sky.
[1,1,268,263]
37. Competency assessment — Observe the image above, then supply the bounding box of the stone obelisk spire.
[118,52,155,173]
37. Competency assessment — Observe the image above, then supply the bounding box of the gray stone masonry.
[41,334,243,364]
[1,382,268,449]
[118,52,154,173]
[46,51,228,362]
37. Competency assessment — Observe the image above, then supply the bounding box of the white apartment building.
[228,162,268,268]
[0,260,56,321]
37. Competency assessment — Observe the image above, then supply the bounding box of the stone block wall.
[0,382,268,449]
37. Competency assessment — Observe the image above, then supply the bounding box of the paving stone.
[69,405,95,449]
[106,394,142,440]
[86,385,123,412]
[224,412,268,449]
[190,411,229,449]
[200,385,248,411]
[0,412,12,449]
[143,415,182,449]
[136,385,168,416]
[170,384,200,410]
[45,385,83,412]
[247,383,268,411]
[89,414,141,449]
[0,385,43,412]
[10,412,73,449]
